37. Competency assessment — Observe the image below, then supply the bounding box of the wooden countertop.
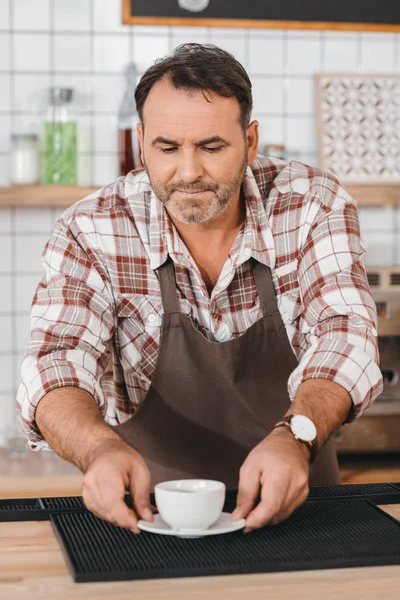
[1,471,400,599]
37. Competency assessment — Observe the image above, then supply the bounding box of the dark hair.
[134,43,253,131]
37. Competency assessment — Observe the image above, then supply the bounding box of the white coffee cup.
[154,479,226,532]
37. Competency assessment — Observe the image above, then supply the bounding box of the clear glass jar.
[264,144,287,161]
[41,87,77,185]
[9,134,39,185]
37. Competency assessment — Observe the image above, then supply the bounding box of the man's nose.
[176,150,205,182]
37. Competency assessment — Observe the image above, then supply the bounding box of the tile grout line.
[8,0,19,421]
[88,0,95,187]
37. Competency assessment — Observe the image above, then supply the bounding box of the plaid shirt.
[17,156,383,450]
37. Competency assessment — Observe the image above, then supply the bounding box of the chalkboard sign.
[122,0,400,32]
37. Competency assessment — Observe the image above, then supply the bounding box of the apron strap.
[252,259,280,317]
[157,258,180,315]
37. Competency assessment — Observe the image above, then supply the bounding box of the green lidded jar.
[42,87,77,185]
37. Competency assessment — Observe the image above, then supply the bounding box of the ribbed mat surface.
[2,483,400,522]
[51,499,400,583]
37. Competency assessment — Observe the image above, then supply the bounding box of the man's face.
[137,78,257,225]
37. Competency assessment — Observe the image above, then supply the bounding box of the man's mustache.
[168,182,218,193]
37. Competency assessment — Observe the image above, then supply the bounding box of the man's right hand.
[81,439,153,534]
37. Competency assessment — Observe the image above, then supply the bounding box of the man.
[17,44,382,534]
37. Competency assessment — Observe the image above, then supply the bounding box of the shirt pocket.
[117,294,162,325]
[116,293,163,350]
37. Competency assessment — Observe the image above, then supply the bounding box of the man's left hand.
[232,427,310,530]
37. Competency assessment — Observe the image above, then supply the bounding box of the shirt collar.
[147,159,276,272]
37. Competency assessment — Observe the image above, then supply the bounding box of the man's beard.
[144,152,248,225]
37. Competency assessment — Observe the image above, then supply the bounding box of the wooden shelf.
[346,184,400,206]
[0,185,98,207]
[0,184,399,208]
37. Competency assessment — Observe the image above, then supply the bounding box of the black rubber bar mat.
[0,498,48,522]
[51,499,400,583]
[2,483,400,522]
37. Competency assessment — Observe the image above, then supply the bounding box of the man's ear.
[246,120,259,164]
[136,122,144,164]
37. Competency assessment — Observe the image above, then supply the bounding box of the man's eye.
[204,147,221,153]
[160,147,177,153]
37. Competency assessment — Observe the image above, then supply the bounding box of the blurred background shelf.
[0,185,98,207]
[0,184,400,208]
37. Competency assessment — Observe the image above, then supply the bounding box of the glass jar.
[42,87,77,185]
[264,144,287,161]
[9,134,39,185]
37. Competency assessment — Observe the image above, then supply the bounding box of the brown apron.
[114,258,340,489]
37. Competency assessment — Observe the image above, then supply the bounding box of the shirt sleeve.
[287,195,383,422]
[16,218,116,450]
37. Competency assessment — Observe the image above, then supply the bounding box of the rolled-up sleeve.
[287,196,383,421]
[16,218,116,450]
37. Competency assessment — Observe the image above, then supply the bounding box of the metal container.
[335,267,400,453]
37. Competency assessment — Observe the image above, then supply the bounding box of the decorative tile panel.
[315,74,400,183]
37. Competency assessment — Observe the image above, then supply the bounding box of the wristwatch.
[273,414,318,463]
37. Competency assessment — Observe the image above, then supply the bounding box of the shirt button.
[282,313,290,323]
[371,327,378,336]
[147,313,157,324]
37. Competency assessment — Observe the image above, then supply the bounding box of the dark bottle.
[118,63,143,176]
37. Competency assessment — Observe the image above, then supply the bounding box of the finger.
[130,460,153,523]
[232,464,260,520]
[83,486,141,532]
[105,498,141,532]
[270,487,310,525]
[245,477,289,530]
[246,476,309,530]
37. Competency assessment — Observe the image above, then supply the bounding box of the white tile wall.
[0,315,13,352]
[172,27,208,48]
[286,35,322,76]
[0,32,10,70]
[14,207,53,232]
[93,114,119,153]
[13,73,50,112]
[285,77,314,114]
[132,34,170,72]
[0,0,10,30]
[0,208,12,232]
[92,73,125,112]
[359,33,396,73]
[94,34,130,73]
[13,0,50,31]
[322,34,359,72]
[13,33,50,72]
[252,77,283,114]
[0,275,12,312]
[0,236,12,271]
[54,34,92,73]
[92,0,128,33]
[0,155,9,186]
[0,356,14,392]
[249,36,284,75]
[0,74,10,111]
[53,0,91,32]
[0,0,400,445]
[15,234,49,272]
[0,115,10,152]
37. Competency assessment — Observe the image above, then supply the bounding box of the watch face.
[291,415,317,442]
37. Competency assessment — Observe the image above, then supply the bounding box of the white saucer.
[138,512,246,538]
